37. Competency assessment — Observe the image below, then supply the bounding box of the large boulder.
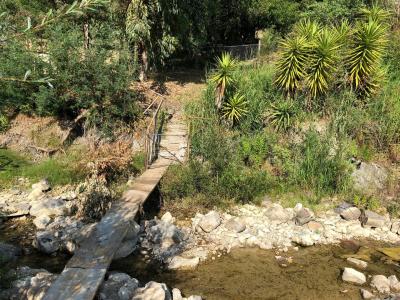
[198,211,221,233]
[342,267,366,285]
[33,231,59,254]
[98,272,139,300]
[351,162,388,194]
[132,281,172,300]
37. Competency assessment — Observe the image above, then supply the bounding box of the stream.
[3,220,400,300]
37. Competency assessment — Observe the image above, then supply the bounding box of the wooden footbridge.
[43,102,188,300]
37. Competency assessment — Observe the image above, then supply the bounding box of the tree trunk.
[83,22,90,49]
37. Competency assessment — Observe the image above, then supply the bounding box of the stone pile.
[0,267,202,300]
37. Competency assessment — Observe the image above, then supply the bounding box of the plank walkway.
[43,116,187,300]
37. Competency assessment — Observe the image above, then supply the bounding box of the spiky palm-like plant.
[222,93,248,126]
[210,53,238,109]
[265,100,297,132]
[360,5,391,23]
[346,19,388,97]
[274,36,309,97]
[294,19,320,39]
[306,28,341,100]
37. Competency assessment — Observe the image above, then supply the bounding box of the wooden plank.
[43,268,107,300]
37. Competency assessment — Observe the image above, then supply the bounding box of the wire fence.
[214,44,259,61]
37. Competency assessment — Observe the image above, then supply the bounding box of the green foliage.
[131,152,146,174]
[222,93,248,126]
[275,6,390,103]
[209,53,238,109]
[347,19,388,97]
[0,115,9,132]
[295,131,352,195]
[259,29,279,55]
[353,194,380,211]
[265,100,297,131]
[274,35,309,97]
[306,28,340,99]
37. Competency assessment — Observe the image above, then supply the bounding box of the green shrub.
[0,115,9,132]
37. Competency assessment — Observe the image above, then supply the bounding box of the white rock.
[168,256,200,270]
[33,215,51,230]
[370,275,390,294]
[172,288,183,300]
[161,212,175,224]
[198,211,221,233]
[292,233,314,247]
[32,179,51,192]
[114,238,139,260]
[388,275,400,291]
[187,296,202,300]
[347,257,368,270]
[342,267,366,285]
[360,289,375,299]
[132,281,171,300]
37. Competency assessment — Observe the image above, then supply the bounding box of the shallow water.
[111,243,400,300]
[2,217,400,300]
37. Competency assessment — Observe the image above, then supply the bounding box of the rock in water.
[346,257,368,270]
[388,275,400,292]
[340,207,361,221]
[172,288,183,300]
[370,275,390,294]
[132,281,172,300]
[198,211,221,233]
[360,289,375,299]
[360,210,385,228]
[98,273,139,300]
[342,267,366,285]
[33,231,59,254]
[351,162,388,194]
[168,256,200,270]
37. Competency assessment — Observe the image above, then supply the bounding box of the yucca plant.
[209,53,238,109]
[306,28,341,101]
[222,93,248,126]
[293,19,321,40]
[274,36,309,97]
[346,19,388,97]
[360,4,391,23]
[265,100,297,132]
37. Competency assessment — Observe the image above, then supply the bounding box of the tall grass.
[0,149,86,187]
